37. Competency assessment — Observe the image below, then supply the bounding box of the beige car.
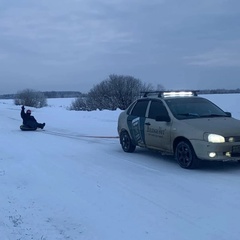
[117,91,240,169]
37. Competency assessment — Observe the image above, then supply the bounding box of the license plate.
[232,145,240,153]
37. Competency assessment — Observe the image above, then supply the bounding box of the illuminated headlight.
[205,133,225,143]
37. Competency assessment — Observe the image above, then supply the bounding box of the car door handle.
[145,122,151,126]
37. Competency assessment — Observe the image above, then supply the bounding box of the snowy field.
[1,94,240,240]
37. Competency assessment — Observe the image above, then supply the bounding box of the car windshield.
[165,97,228,120]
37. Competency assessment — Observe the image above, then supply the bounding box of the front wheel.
[120,131,136,153]
[175,140,200,169]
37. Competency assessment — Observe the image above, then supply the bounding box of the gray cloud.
[184,43,240,67]
[0,0,240,94]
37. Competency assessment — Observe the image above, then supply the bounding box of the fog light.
[209,152,216,158]
[225,152,231,157]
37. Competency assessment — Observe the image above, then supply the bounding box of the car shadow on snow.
[128,148,240,172]
[130,148,180,169]
[199,160,240,172]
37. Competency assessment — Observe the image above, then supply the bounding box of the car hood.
[182,117,240,136]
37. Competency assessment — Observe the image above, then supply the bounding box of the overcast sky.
[1,0,240,94]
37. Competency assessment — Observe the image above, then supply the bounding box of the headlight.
[204,133,225,143]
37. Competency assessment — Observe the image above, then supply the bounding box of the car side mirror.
[155,115,171,122]
[225,112,232,117]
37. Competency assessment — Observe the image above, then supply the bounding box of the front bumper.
[191,140,240,161]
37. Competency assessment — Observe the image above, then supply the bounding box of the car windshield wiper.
[199,114,227,118]
[177,113,200,118]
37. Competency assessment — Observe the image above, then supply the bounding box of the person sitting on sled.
[21,106,45,129]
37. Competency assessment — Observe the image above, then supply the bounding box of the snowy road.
[1,98,240,240]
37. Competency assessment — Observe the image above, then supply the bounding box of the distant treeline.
[199,89,240,94]
[0,91,85,99]
[0,89,240,99]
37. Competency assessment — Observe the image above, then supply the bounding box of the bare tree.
[14,89,47,108]
[76,74,154,111]
[156,84,165,91]
[69,97,89,111]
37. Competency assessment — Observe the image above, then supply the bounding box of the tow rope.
[80,135,119,139]
[41,130,119,139]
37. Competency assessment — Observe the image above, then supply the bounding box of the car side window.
[126,101,137,115]
[131,100,149,117]
[148,100,169,119]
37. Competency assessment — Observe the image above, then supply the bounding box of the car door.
[144,100,172,152]
[127,99,149,147]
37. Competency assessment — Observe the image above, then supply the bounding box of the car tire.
[120,131,136,153]
[175,140,200,169]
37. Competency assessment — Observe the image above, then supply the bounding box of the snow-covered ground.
[1,94,240,240]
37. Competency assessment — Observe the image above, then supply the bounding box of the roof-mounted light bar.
[141,90,198,98]
[163,91,195,97]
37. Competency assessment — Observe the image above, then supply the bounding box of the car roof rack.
[141,90,199,98]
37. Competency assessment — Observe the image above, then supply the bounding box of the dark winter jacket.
[21,109,38,128]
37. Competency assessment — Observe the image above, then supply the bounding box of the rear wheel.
[120,131,136,153]
[175,140,200,169]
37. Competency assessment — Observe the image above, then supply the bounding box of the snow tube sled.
[20,125,37,131]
